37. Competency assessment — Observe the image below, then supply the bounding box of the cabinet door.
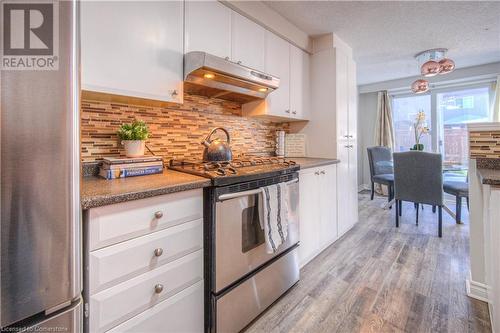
[185,1,231,59]
[319,165,338,245]
[265,32,290,117]
[81,1,183,103]
[231,12,265,71]
[290,45,310,120]
[298,168,320,268]
[335,49,349,140]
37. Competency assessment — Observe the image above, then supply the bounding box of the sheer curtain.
[492,75,500,122]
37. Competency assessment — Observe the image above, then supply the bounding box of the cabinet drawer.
[89,219,203,294]
[88,189,202,250]
[90,250,203,333]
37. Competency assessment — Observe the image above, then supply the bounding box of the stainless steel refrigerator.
[1,0,82,331]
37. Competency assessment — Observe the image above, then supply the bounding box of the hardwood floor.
[245,192,491,333]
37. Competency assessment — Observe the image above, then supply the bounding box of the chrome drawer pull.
[154,211,163,219]
[154,284,164,294]
[154,248,163,257]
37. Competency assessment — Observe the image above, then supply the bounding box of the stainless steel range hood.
[184,51,279,104]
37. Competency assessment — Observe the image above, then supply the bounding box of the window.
[437,87,490,170]
[392,94,432,152]
[391,84,491,175]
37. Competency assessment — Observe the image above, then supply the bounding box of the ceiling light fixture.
[203,73,215,79]
[411,48,455,94]
[411,79,429,94]
[438,58,455,75]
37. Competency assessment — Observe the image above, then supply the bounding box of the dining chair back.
[393,151,444,237]
[367,146,395,201]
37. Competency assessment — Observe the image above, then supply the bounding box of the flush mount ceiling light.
[411,48,455,94]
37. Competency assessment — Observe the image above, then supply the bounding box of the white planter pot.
[122,140,145,157]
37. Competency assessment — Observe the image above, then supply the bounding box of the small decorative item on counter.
[98,156,163,180]
[411,110,430,151]
[285,133,306,157]
[275,130,285,157]
[117,120,151,157]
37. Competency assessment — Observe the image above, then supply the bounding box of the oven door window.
[241,194,265,253]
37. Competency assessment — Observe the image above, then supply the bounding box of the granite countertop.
[81,157,340,209]
[478,168,500,186]
[81,169,211,209]
[476,158,500,186]
[292,157,340,169]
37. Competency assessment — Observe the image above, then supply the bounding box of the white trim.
[467,122,500,132]
[466,271,490,303]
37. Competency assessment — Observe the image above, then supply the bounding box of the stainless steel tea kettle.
[201,127,233,162]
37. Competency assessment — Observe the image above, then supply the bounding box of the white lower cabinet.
[85,190,204,333]
[298,164,338,268]
[108,280,204,333]
[90,250,203,333]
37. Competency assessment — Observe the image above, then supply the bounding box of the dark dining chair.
[367,146,394,203]
[393,151,444,237]
[443,179,469,224]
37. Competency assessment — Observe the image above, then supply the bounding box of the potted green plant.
[411,110,430,151]
[117,120,150,157]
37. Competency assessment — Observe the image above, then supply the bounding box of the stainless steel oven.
[209,173,300,332]
[215,178,299,292]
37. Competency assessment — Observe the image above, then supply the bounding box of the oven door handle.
[218,178,299,201]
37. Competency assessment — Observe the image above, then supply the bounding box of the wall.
[357,92,378,187]
[469,129,500,158]
[81,92,288,162]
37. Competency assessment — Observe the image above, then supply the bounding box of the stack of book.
[99,156,164,179]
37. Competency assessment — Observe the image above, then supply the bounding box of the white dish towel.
[259,183,289,254]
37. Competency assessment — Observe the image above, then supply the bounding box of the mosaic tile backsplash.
[81,92,288,162]
[469,130,500,159]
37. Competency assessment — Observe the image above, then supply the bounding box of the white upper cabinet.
[231,12,266,71]
[81,1,184,103]
[185,1,231,59]
[264,32,290,117]
[290,45,310,120]
[242,36,310,122]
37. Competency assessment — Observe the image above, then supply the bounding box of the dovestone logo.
[1,0,59,70]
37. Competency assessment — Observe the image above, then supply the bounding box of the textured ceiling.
[264,1,500,85]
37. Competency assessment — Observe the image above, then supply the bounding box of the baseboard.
[466,271,490,303]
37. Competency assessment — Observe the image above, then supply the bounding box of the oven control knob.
[154,248,163,257]
[154,284,164,294]
[154,211,163,219]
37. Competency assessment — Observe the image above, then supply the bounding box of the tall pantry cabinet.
[293,34,358,266]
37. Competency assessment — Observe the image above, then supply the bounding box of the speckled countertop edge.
[475,158,500,186]
[477,169,500,186]
[80,157,340,209]
[81,170,211,209]
[292,157,340,169]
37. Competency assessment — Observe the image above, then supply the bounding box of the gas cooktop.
[169,157,300,186]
